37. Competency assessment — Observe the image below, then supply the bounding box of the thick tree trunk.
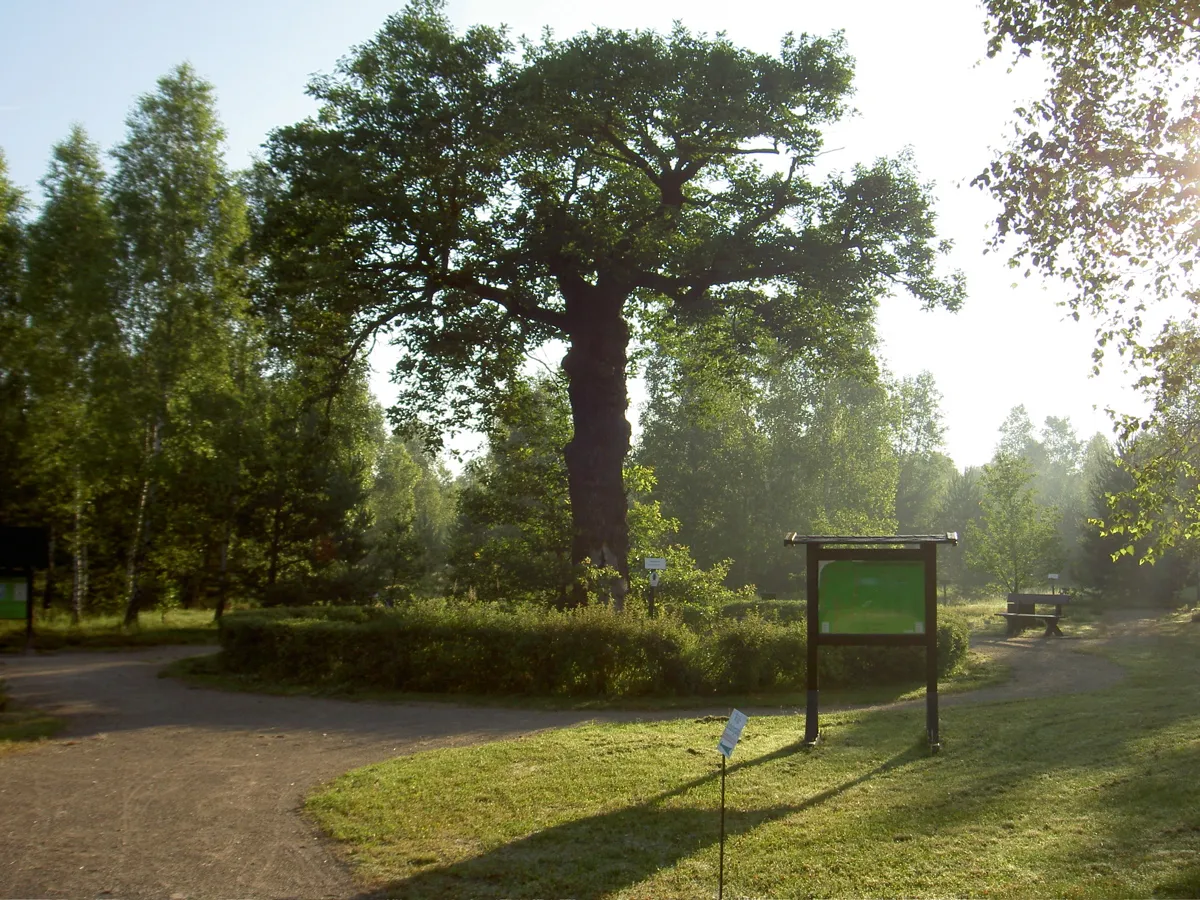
[561,285,632,609]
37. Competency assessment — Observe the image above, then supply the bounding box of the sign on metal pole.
[645,558,665,618]
[716,709,748,758]
[715,709,748,900]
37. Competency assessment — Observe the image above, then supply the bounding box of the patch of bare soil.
[0,610,1153,899]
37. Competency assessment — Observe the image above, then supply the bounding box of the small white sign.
[649,570,660,587]
[644,557,667,570]
[716,709,748,758]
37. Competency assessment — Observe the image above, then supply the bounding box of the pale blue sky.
[0,0,1144,467]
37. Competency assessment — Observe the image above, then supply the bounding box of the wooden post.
[923,541,939,752]
[24,564,34,653]
[804,541,820,745]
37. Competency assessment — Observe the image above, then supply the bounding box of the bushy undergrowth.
[217,602,969,698]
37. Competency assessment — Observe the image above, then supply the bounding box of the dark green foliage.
[822,611,970,686]
[262,2,964,593]
[717,599,807,623]
[448,378,574,604]
[216,603,969,697]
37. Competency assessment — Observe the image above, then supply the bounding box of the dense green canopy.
[260,0,964,600]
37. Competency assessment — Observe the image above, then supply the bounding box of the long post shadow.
[355,738,929,899]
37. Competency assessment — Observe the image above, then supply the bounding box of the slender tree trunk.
[72,482,84,624]
[214,518,232,620]
[561,283,632,609]
[79,543,88,621]
[267,501,284,587]
[124,418,161,627]
[41,527,56,611]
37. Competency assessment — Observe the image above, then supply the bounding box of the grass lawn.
[0,608,219,653]
[308,612,1200,898]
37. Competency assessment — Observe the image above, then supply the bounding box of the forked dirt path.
[0,615,1136,899]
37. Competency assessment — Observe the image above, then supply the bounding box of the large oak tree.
[260,1,964,602]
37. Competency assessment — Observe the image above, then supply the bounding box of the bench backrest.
[1006,592,1070,614]
[1006,593,1071,604]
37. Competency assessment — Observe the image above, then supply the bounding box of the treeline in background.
[0,66,1190,623]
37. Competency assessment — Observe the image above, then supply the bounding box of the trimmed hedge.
[217,602,970,698]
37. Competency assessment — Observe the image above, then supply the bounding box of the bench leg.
[1046,619,1063,637]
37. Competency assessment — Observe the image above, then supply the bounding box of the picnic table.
[997,593,1071,637]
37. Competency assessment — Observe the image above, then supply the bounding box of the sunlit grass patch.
[0,680,64,754]
[309,619,1200,898]
[0,608,218,652]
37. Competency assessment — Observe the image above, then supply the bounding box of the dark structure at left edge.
[1,525,50,646]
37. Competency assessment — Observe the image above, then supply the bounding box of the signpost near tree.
[644,557,665,617]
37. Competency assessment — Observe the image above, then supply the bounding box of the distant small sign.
[716,709,748,758]
[649,570,660,587]
[644,557,666,570]
[0,578,27,620]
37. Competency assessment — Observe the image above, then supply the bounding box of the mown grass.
[308,612,1200,898]
[0,608,219,652]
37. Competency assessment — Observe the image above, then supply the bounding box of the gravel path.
[0,619,1134,900]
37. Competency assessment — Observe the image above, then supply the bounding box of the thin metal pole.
[719,754,726,900]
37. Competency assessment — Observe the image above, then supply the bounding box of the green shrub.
[217,602,970,697]
[694,614,807,692]
[819,610,970,685]
[720,599,807,623]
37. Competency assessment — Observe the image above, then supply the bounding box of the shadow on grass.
[354,739,928,899]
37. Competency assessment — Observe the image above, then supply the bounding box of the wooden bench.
[997,593,1072,637]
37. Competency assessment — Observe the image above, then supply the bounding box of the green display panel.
[0,578,27,620]
[818,560,925,635]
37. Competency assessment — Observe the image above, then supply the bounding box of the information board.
[0,578,27,620]
[818,559,925,635]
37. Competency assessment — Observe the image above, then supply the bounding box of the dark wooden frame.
[784,533,958,753]
[0,526,49,648]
